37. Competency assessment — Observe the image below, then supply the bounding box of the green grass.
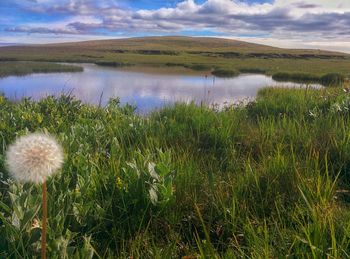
[320,73,347,86]
[272,72,321,84]
[0,62,83,78]
[185,64,212,71]
[239,67,267,74]
[1,86,350,257]
[272,72,347,86]
[94,61,134,67]
[212,68,238,77]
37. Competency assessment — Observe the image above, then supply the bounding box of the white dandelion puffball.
[6,133,64,184]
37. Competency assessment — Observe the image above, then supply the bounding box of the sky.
[1,0,350,53]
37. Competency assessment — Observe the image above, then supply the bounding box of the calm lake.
[0,63,320,113]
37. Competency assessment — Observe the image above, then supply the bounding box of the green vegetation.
[273,72,347,86]
[185,64,212,71]
[0,62,83,78]
[1,37,350,82]
[239,67,267,74]
[272,72,321,84]
[212,68,238,77]
[94,61,134,67]
[320,73,346,86]
[165,63,212,72]
[2,86,350,257]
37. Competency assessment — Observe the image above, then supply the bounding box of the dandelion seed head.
[6,133,63,184]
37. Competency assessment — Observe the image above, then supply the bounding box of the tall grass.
[1,87,350,257]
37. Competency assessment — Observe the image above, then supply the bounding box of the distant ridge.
[0,36,348,67]
[0,43,21,47]
[38,36,347,56]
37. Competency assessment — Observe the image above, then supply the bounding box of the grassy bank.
[0,62,83,78]
[272,72,320,84]
[1,87,350,257]
[273,72,347,86]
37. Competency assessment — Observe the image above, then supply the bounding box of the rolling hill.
[1,36,348,57]
[0,36,349,78]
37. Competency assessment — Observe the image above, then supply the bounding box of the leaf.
[148,162,159,180]
[126,161,140,177]
[149,186,158,205]
[0,201,11,214]
[28,227,41,245]
[20,206,40,231]
[8,192,23,221]
[155,163,169,177]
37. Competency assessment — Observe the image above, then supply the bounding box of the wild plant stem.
[41,181,47,259]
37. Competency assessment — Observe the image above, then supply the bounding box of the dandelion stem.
[41,181,47,259]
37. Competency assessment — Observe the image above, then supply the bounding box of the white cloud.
[4,0,350,52]
[0,34,122,44]
[275,0,350,10]
[230,36,350,53]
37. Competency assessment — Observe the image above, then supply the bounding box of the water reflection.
[0,63,321,112]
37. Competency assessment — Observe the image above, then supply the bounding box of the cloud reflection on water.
[0,63,320,112]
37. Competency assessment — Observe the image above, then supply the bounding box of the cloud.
[4,0,350,44]
[5,26,78,34]
[294,3,320,9]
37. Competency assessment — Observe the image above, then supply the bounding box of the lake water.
[0,63,320,113]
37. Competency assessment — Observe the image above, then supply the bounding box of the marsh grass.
[272,72,347,86]
[212,68,238,77]
[0,62,83,78]
[185,64,212,71]
[239,68,267,74]
[320,73,346,87]
[1,87,350,257]
[94,61,134,67]
[272,72,321,84]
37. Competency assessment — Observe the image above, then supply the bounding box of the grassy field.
[1,86,350,258]
[0,62,83,78]
[1,36,350,82]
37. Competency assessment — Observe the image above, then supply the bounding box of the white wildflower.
[6,133,64,184]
